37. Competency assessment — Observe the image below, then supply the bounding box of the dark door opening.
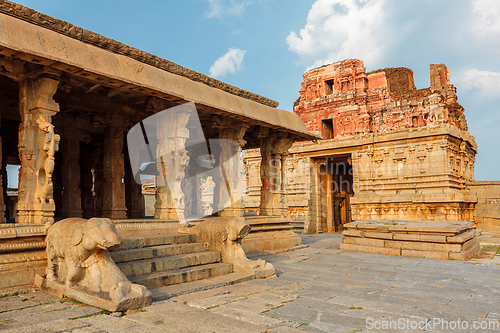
[322,119,334,140]
[317,155,353,233]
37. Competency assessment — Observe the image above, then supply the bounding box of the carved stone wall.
[245,60,479,233]
[468,181,500,232]
[348,126,476,223]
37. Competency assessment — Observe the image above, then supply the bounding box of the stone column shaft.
[81,145,95,219]
[17,76,60,224]
[259,135,292,216]
[217,121,249,217]
[0,134,5,223]
[125,140,143,219]
[102,125,127,219]
[154,110,190,222]
[60,131,82,217]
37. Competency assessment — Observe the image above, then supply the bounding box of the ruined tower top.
[294,59,468,139]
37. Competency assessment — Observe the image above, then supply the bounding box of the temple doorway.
[317,154,353,232]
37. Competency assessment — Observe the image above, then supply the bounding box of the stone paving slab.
[0,301,73,321]
[15,305,101,325]
[76,313,150,333]
[186,293,244,309]
[327,295,407,314]
[124,309,213,333]
[3,234,500,332]
[2,318,88,333]
[266,325,305,333]
[210,305,284,327]
[0,295,40,313]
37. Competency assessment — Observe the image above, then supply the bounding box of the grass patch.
[100,310,111,315]
[79,314,94,319]
[349,306,363,310]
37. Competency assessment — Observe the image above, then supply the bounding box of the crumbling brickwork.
[293,59,468,138]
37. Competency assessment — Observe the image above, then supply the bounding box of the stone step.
[130,263,233,289]
[111,243,207,263]
[118,233,196,250]
[150,273,254,302]
[118,252,221,278]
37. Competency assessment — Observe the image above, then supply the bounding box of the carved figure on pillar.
[17,74,61,224]
[34,115,60,205]
[217,120,249,217]
[259,133,293,216]
[154,108,191,222]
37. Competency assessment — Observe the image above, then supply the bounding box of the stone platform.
[191,216,302,254]
[340,220,480,260]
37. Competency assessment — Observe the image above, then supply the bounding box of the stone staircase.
[110,232,253,301]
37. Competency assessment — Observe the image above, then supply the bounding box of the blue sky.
[10,0,500,181]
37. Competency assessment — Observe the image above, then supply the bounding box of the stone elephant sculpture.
[46,217,151,303]
[181,217,275,278]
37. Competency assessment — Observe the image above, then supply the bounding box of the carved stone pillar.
[102,123,127,219]
[125,138,143,219]
[259,133,293,216]
[81,143,95,219]
[217,120,249,217]
[17,76,60,224]
[154,109,190,222]
[0,117,5,222]
[60,128,82,218]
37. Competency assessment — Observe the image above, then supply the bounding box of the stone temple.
[0,1,317,293]
[244,59,500,258]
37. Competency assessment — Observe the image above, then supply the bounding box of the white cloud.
[471,0,500,37]
[286,0,387,69]
[204,0,250,19]
[209,48,246,78]
[458,68,500,97]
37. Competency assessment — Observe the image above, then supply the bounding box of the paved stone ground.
[2,234,500,332]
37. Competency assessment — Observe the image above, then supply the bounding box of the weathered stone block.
[340,243,401,256]
[399,241,460,253]
[401,249,449,260]
[393,233,420,241]
[384,240,402,249]
[419,234,448,243]
[342,229,364,237]
[461,238,477,252]
[363,232,393,240]
[357,224,390,232]
[449,242,480,260]
[343,237,385,247]
[447,229,475,244]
